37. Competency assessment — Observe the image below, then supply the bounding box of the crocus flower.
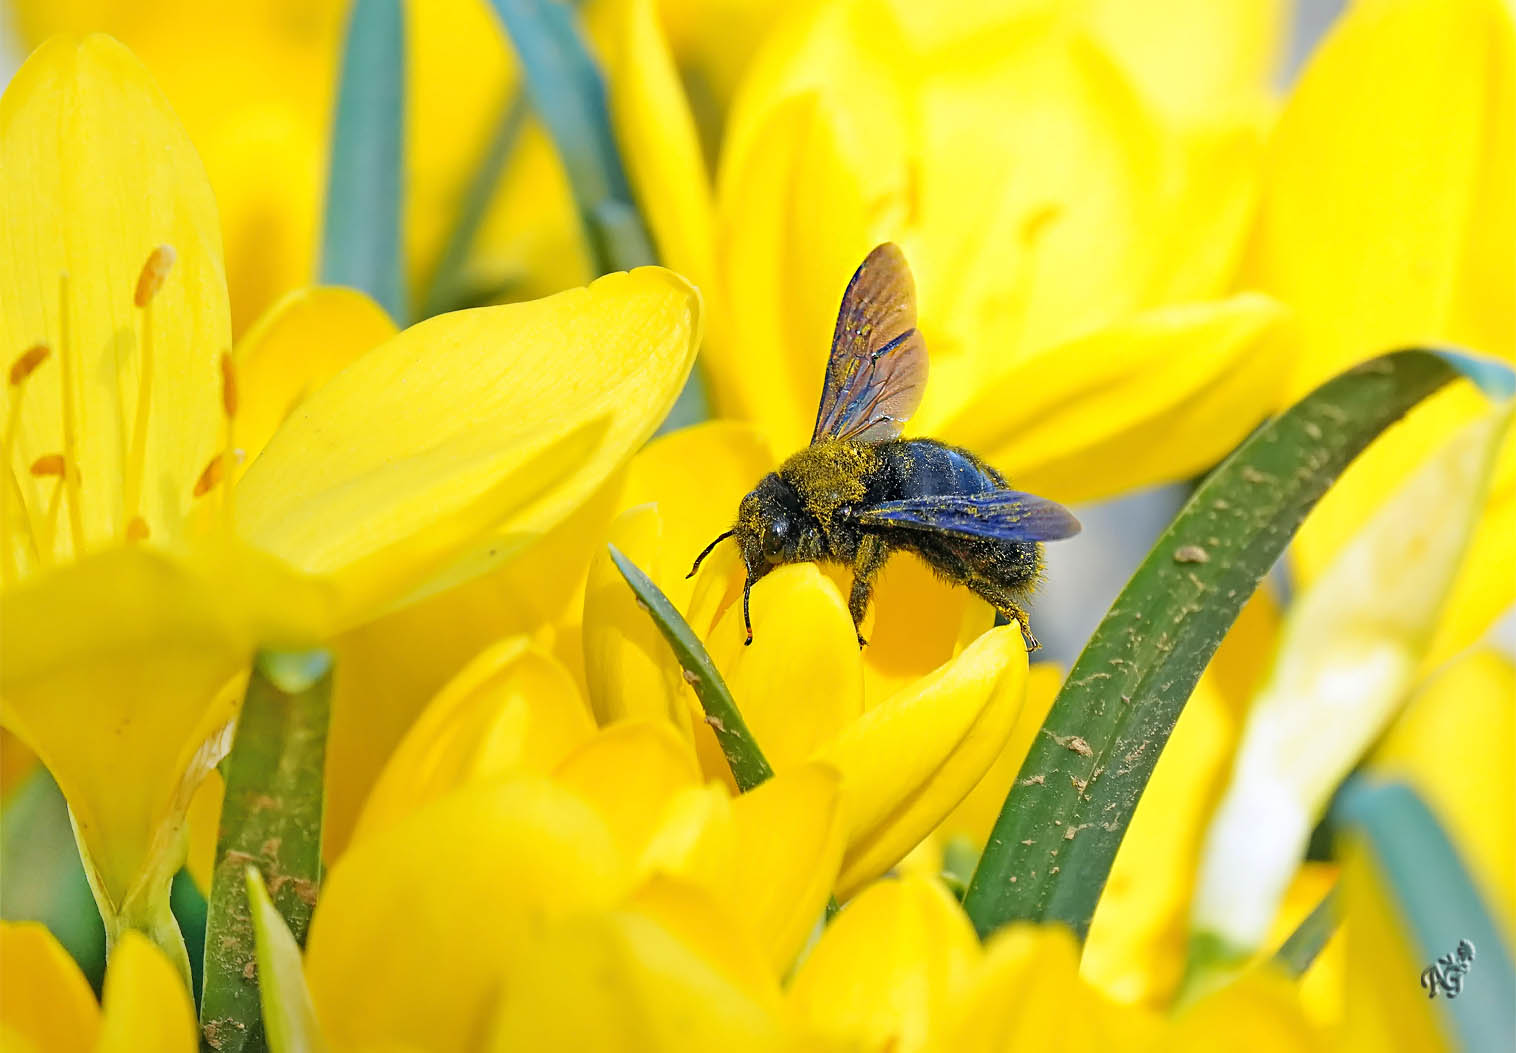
[0,34,700,973]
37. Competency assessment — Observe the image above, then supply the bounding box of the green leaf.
[200,652,332,1052]
[606,544,773,791]
[1335,778,1516,1051]
[1273,883,1340,978]
[245,868,329,1053]
[961,349,1468,941]
[321,0,406,322]
[485,0,655,274]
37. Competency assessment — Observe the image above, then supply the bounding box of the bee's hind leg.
[848,534,890,648]
[994,603,1041,653]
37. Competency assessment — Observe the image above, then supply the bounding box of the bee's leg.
[849,534,889,647]
[998,603,1040,653]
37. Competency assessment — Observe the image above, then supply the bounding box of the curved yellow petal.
[305,779,628,1052]
[946,294,1291,504]
[941,923,1160,1052]
[1,34,229,561]
[1164,970,1324,1051]
[321,472,623,861]
[789,875,979,1052]
[819,626,1028,898]
[350,636,595,845]
[583,505,688,730]
[1250,0,1515,395]
[246,867,329,1053]
[233,286,398,480]
[236,268,702,624]
[706,564,864,770]
[0,921,100,1053]
[96,931,198,1053]
[627,874,787,1005]
[728,762,846,972]
[1371,650,1515,938]
[553,719,703,864]
[605,0,716,296]
[488,893,792,1053]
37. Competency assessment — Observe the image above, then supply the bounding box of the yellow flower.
[611,0,1294,502]
[0,922,197,1053]
[230,639,843,1051]
[1246,0,1516,661]
[7,0,590,332]
[1,34,699,972]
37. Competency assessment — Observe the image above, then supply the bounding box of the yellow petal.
[789,875,979,1052]
[727,762,846,972]
[553,719,704,864]
[1163,970,1325,1052]
[582,505,689,730]
[1088,0,1288,121]
[246,867,329,1053]
[1250,0,1515,395]
[0,547,287,949]
[305,779,628,1052]
[1,34,230,561]
[1371,650,1515,938]
[707,564,864,770]
[96,931,198,1053]
[236,267,702,623]
[488,894,792,1053]
[820,626,1029,898]
[232,286,398,480]
[321,472,623,860]
[605,0,716,296]
[940,923,1160,1052]
[350,636,595,845]
[945,294,1291,503]
[0,921,101,1053]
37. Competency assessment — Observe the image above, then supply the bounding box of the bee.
[688,242,1081,651]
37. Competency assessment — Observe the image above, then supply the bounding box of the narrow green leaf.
[200,652,332,1052]
[962,349,1468,941]
[1273,883,1340,978]
[321,0,406,322]
[1335,779,1516,1051]
[246,868,329,1053]
[485,0,655,273]
[606,544,773,791]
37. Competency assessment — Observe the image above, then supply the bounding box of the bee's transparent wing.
[858,491,1082,542]
[811,243,929,444]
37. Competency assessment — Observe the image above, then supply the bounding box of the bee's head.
[736,474,802,579]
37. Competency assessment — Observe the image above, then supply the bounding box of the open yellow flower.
[0,34,700,973]
[1246,0,1516,661]
[610,0,1294,502]
[0,922,197,1053]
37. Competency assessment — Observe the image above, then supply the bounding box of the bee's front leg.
[848,534,889,647]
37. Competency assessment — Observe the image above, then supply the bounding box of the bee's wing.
[811,243,929,444]
[858,491,1082,542]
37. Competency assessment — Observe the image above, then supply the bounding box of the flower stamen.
[57,274,86,556]
[123,246,175,542]
[218,351,238,527]
[4,344,52,580]
[30,453,68,477]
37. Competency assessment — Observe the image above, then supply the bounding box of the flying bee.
[688,242,1081,651]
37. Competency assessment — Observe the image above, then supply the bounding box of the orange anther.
[193,453,226,497]
[9,344,49,386]
[133,245,177,307]
[126,515,150,542]
[220,352,238,418]
[29,453,67,477]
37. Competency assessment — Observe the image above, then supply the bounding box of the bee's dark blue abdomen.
[870,438,1007,503]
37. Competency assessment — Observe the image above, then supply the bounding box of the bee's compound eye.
[763,516,789,561]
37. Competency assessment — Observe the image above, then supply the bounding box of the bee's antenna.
[743,577,754,646]
[687,529,735,579]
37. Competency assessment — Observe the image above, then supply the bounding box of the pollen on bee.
[29,453,67,477]
[219,352,238,418]
[126,515,150,542]
[9,344,49,386]
[133,244,177,307]
[193,453,226,497]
